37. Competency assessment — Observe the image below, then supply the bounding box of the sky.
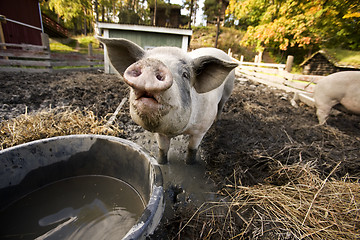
[170,0,206,26]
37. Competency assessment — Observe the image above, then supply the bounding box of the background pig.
[314,71,360,124]
[99,37,237,164]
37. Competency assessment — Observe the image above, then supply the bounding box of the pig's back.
[315,71,360,104]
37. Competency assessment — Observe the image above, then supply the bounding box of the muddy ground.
[1,70,360,238]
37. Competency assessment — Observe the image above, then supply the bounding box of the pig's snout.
[124,59,173,93]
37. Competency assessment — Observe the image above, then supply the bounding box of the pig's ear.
[192,56,238,93]
[97,37,145,75]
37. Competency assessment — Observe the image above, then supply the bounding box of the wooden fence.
[234,56,324,94]
[0,41,103,73]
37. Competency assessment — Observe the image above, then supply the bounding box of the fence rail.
[0,41,103,73]
[234,57,323,93]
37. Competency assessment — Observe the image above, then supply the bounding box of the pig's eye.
[182,72,190,80]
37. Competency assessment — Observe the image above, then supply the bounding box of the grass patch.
[49,41,75,53]
[325,48,360,67]
[50,35,103,55]
[75,35,99,48]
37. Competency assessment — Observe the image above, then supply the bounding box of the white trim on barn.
[97,22,193,37]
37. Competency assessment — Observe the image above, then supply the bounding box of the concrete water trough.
[0,134,164,239]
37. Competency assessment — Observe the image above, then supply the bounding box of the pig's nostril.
[131,69,141,77]
[156,73,164,81]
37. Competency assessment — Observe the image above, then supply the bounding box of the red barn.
[0,0,43,45]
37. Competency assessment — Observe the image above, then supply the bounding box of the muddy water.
[0,175,145,240]
[132,131,219,217]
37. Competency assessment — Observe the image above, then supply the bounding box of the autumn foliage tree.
[42,0,150,35]
[44,0,94,34]
[227,0,360,54]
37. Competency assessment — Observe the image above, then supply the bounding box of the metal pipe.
[5,17,42,32]
[38,2,44,33]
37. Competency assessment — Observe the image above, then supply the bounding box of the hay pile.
[0,106,123,150]
[174,161,360,239]
[1,106,359,240]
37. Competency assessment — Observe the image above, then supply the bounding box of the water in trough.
[0,175,145,240]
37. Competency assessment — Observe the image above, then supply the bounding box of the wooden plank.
[238,66,279,75]
[51,60,102,67]
[0,49,50,59]
[236,70,304,93]
[0,59,51,67]
[52,66,104,72]
[247,71,285,84]
[0,43,47,51]
[291,74,323,84]
[0,67,51,73]
[51,52,88,61]
[51,53,103,62]
[279,71,324,84]
[90,61,103,66]
[233,58,286,69]
[284,80,315,93]
[87,55,104,61]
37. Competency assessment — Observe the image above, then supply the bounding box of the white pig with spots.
[314,71,360,124]
[99,38,237,164]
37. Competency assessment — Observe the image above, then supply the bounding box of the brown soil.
[1,70,360,238]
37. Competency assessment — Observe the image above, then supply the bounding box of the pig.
[99,37,238,164]
[314,71,360,124]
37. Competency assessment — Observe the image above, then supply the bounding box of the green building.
[97,23,193,73]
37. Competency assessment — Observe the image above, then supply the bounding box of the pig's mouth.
[135,91,159,104]
[138,91,157,101]
[131,89,170,114]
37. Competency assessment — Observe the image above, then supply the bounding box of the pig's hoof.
[186,148,197,165]
[157,149,168,164]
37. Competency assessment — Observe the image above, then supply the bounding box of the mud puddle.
[132,131,219,219]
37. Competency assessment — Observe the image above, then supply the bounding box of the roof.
[300,49,360,69]
[97,23,193,36]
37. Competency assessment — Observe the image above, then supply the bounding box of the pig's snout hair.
[123,58,173,93]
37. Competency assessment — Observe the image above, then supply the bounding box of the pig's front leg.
[316,106,331,125]
[186,133,205,165]
[315,98,338,125]
[156,133,171,164]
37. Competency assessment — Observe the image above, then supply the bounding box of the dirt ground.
[1,70,360,238]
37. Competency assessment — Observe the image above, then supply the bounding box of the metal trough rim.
[0,134,164,240]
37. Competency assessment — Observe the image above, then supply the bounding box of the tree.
[183,0,199,28]
[228,0,360,53]
[204,0,229,48]
[46,0,93,35]
[118,0,144,24]
[43,0,151,34]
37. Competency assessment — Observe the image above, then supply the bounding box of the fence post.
[227,48,232,58]
[258,51,263,63]
[0,16,8,60]
[41,33,50,51]
[285,55,294,72]
[88,43,93,57]
[88,43,93,68]
[240,55,244,62]
[41,33,52,72]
